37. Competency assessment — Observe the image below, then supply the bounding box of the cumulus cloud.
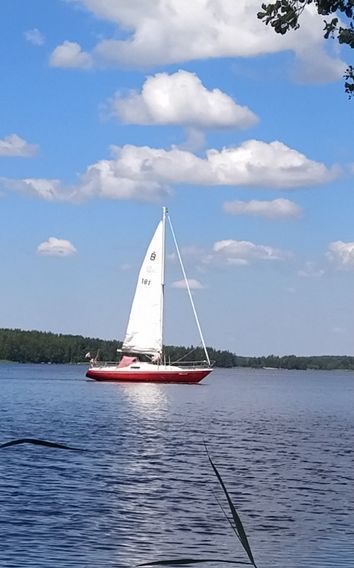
[171,239,291,269]
[213,240,290,265]
[37,237,77,257]
[80,141,334,197]
[177,128,206,152]
[0,177,63,200]
[206,141,337,188]
[326,241,354,270]
[1,140,336,202]
[60,0,346,83]
[292,49,346,84]
[223,198,302,219]
[110,70,258,129]
[77,152,171,201]
[24,28,45,46]
[49,41,93,69]
[0,134,38,157]
[171,278,204,289]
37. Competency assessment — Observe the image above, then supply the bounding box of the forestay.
[122,220,164,355]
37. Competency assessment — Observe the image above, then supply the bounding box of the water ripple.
[0,365,353,567]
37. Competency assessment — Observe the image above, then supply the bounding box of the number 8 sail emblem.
[150,252,156,261]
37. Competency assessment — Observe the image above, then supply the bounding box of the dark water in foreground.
[0,365,353,568]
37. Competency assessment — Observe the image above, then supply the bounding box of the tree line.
[0,328,353,370]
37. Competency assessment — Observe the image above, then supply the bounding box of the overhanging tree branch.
[257,1,354,97]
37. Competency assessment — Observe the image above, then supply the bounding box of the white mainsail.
[122,216,165,355]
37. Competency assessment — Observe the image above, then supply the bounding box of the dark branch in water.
[204,444,258,568]
[137,446,258,567]
[138,559,251,566]
[0,438,86,451]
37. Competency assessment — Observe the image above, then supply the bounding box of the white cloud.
[326,241,354,270]
[298,261,325,277]
[49,41,93,69]
[292,49,346,84]
[0,178,63,200]
[24,28,45,46]
[205,141,337,188]
[171,278,204,290]
[61,0,346,83]
[76,141,336,200]
[223,198,302,219]
[77,152,171,201]
[37,237,77,257]
[288,8,346,83]
[83,141,334,196]
[213,239,290,265]
[110,70,258,129]
[177,128,206,152]
[0,134,38,157]
[23,178,61,200]
[171,239,291,270]
[1,140,336,202]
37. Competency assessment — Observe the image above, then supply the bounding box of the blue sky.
[0,0,353,356]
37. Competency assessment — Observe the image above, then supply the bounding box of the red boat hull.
[86,368,212,383]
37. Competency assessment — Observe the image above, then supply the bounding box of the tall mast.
[160,207,167,354]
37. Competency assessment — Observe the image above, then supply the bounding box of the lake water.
[0,364,353,568]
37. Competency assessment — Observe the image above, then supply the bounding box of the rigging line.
[167,214,211,367]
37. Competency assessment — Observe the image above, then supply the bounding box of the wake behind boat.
[86,208,213,383]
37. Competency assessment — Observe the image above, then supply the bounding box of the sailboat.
[86,207,213,383]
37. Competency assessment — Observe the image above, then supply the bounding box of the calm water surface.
[0,365,353,568]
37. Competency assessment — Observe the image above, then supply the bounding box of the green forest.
[0,328,353,370]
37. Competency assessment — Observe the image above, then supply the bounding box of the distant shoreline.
[0,328,353,371]
[1,360,353,372]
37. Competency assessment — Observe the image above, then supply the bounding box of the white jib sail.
[122,219,164,355]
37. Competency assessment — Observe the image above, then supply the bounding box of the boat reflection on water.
[119,382,168,418]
